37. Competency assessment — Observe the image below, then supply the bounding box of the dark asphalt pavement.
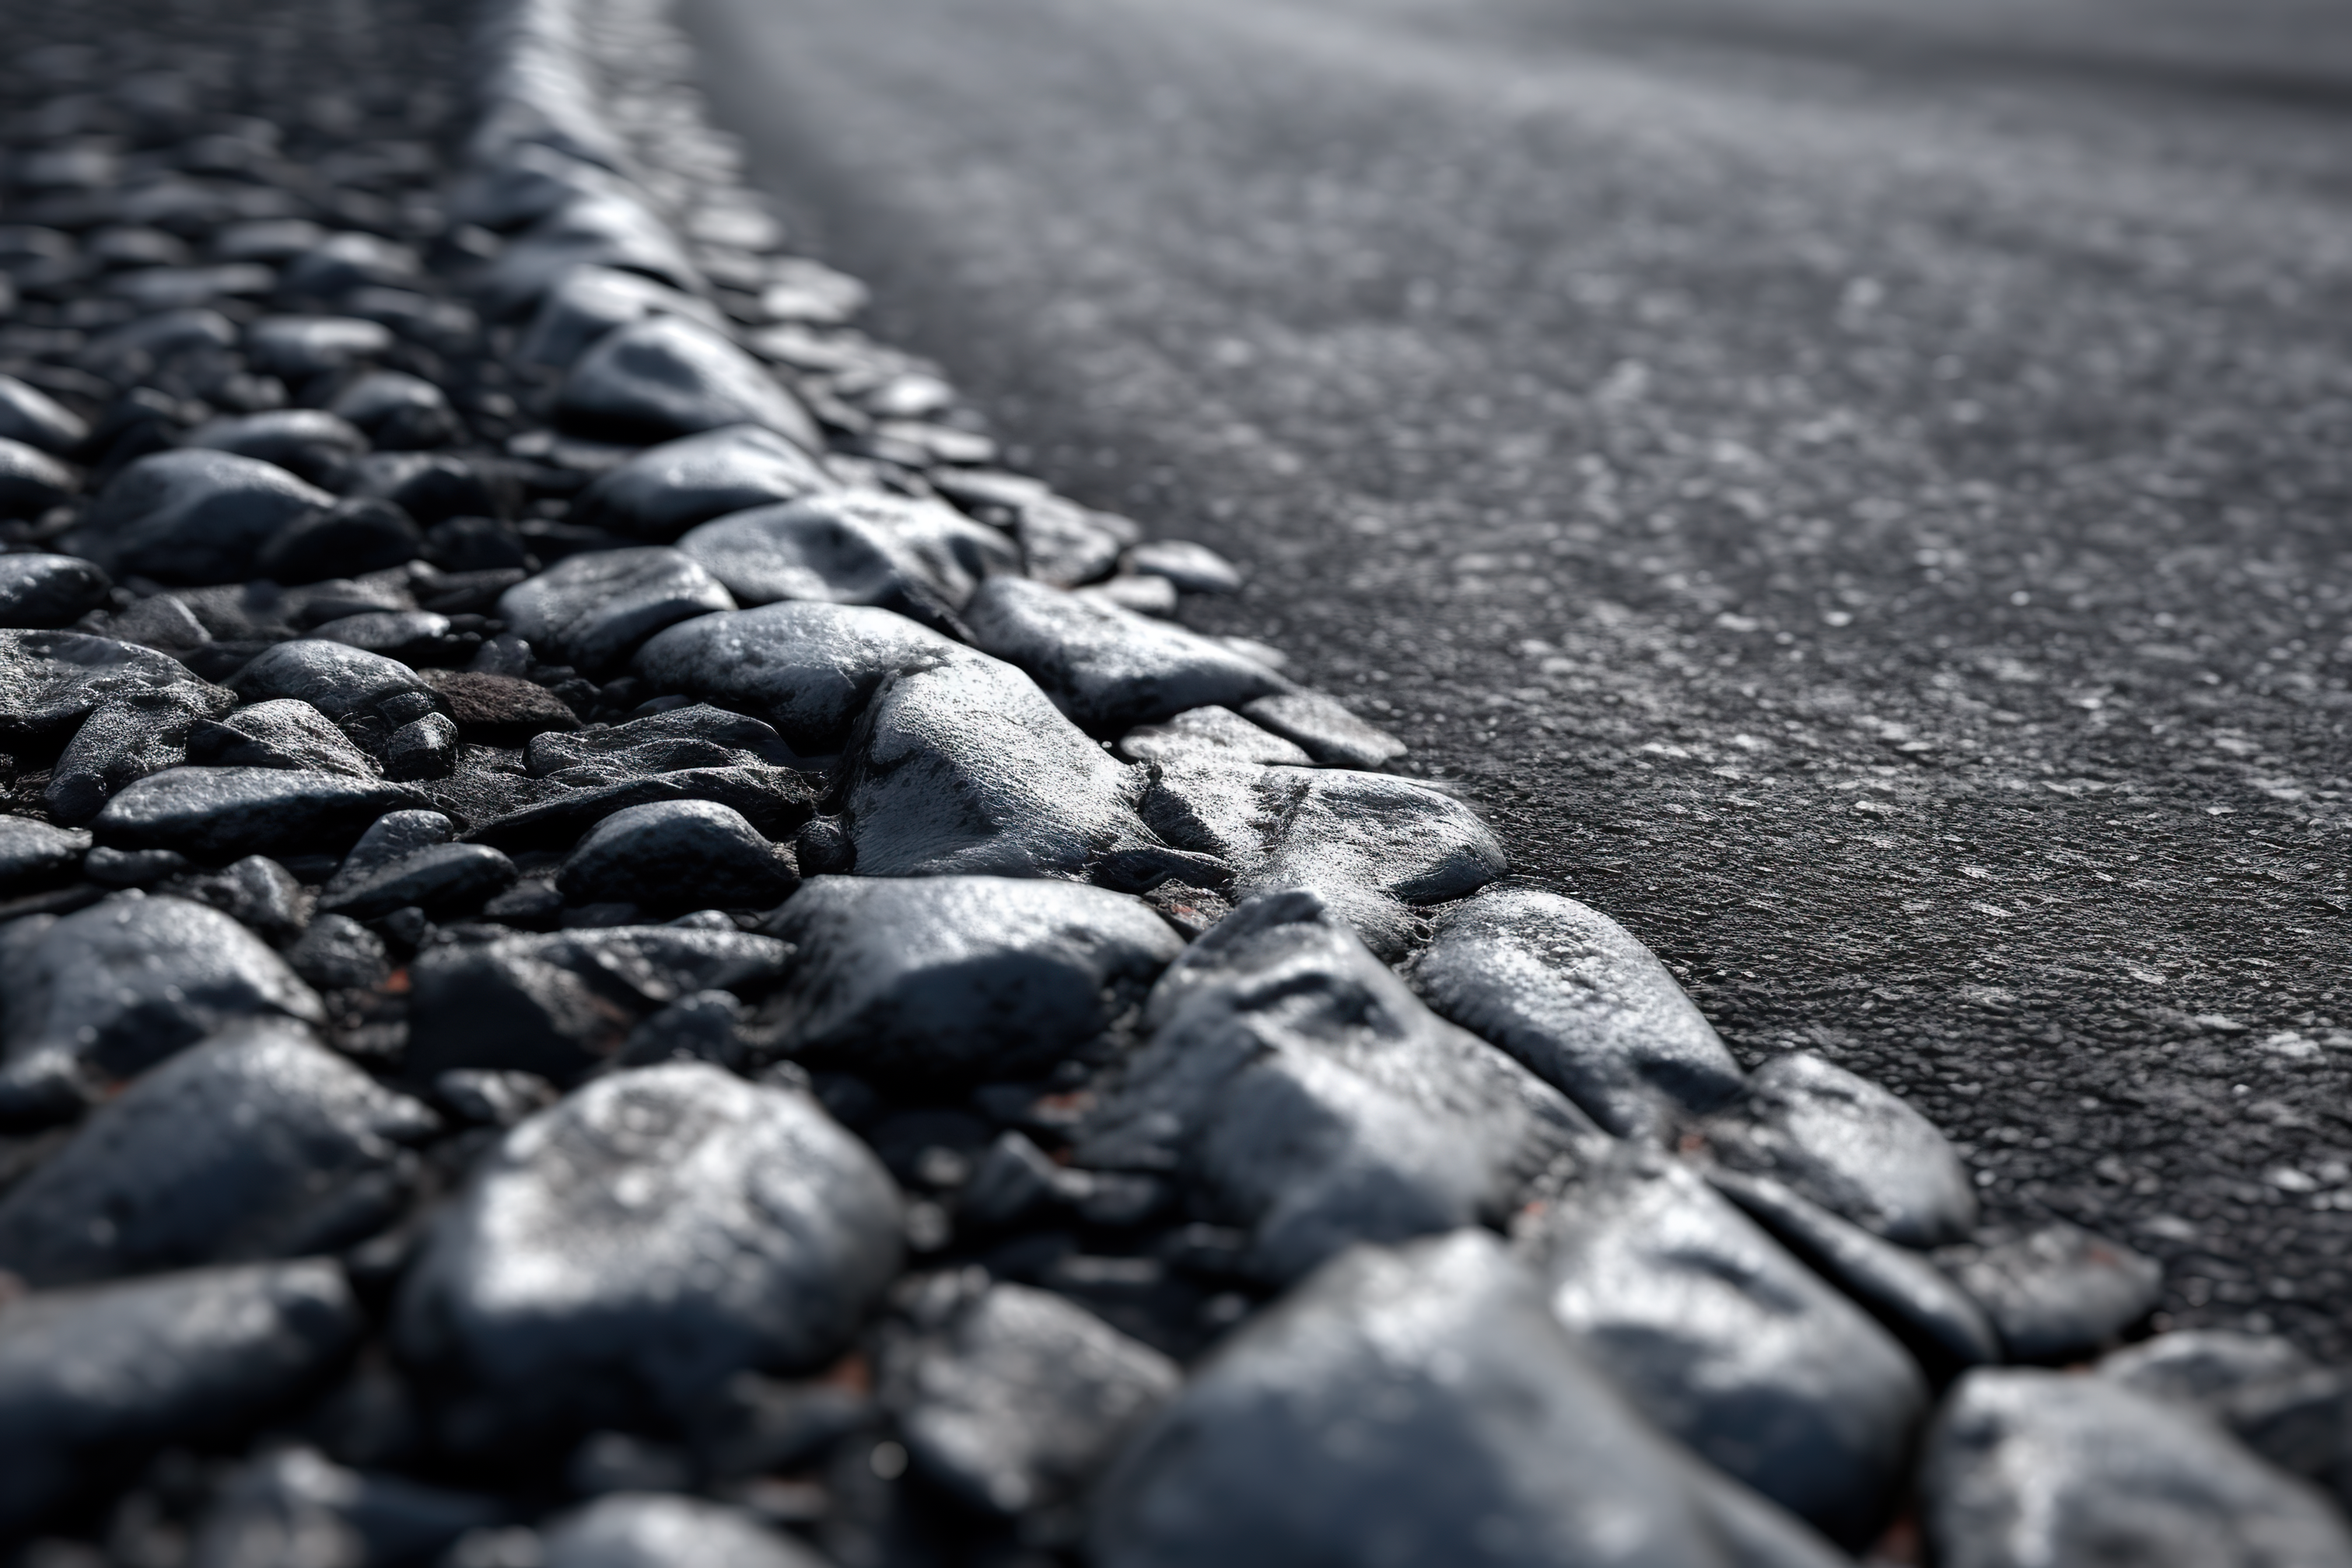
[684,0,2352,1350]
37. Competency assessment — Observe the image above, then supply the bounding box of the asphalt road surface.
[684,0,2352,1351]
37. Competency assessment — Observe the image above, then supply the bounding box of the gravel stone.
[1936,1222,2165,1362]
[395,1062,901,1441]
[329,369,459,451]
[93,766,429,860]
[345,451,506,527]
[225,638,449,755]
[541,1493,828,1568]
[283,911,392,991]
[183,409,370,488]
[633,600,962,754]
[384,710,461,781]
[321,841,519,922]
[0,816,91,895]
[306,610,454,663]
[1415,886,1746,1139]
[678,499,969,631]
[556,316,822,450]
[279,232,419,299]
[64,448,332,584]
[45,680,239,824]
[2101,1331,2319,1406]
[526,703,796,778]
[558,799,796,911]
[186,696,380,778]
[1236,691,1406,769]
[758,874,1185,1087]
[570,422,833,541]
[0,552,110,629]
[1115,705,1312,766]
[0,436,78,518]
[500,547,736,677]
[0,371,90,453]
[485,192,700,314]
[519,262,730,370]
[242,314,393,377]
[0,1019,433,1287]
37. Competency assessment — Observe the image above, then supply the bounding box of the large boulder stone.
[64,449,331,584]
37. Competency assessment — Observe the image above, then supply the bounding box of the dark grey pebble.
[183,409,370,488]
[890,1282,1178,1516]
[0,1259,363,1536]
[1115,705,1312,766]
[242,314,394,378]
[166,853,309,944]
[632,600,961,754]
[0,891,321,1079]
[0,628,214,753]
[62,449,332,584]
[93,766,430,860]
[1078,890,1592,1283]
[0,370,90,453]
[257,498,424,584]
[518,261,730,370]
[384,711,461,781]
[1123,539,1242,594]
[1936,1222,2164,1362]
[85,845,194,889]
[556,316,822,451]
[1238,690,1406,769]
[677,499,967,632]
[306,610,454,663]
[0,1019,433,1287]
[424,669,584,746]
[1700,1051,1977,1248]
[1091,1228,1845,1568]
[107,592,213,652]
[1017,495,1129,587]
[558,799,795,912]
[500,548,735,676]
[0,817,90,895]
[46,681,239,825]
[395,1063,901,1441]
[484,191,700,315]
[323,840,517,922]
[280,232,420,299]
[964,576,1288,733]
[329,370,459,451]
[2102,1331,2317,1406]
[1520,1141,1928,1546]
[226,638,447,755]
[1415,886,1745,1139]
[188,1447,502,1568]
[284,911,392,991]
[187,696,380,778]
[456,761,818,855]
[571,422,832,542]
[0,552,110,629]
[0,436,78,519]
[346,450,507,528]
[757,874,1185,1087]
[526,702,795,778]
[541,1493,828,1568]
[1922,1367,2352,1568]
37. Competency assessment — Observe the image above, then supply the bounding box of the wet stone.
[279,232,420,299]
[166,853,309,944]
[93,767,430,861]
[571,423,832,542]
[395,1063,902,1443]
[284,911,392,991]
[965,576,1289,733]
[257,498,424,584]
[556,316,822,451]
[1922,1367,2352,1568]
[85,845,194,889]
[1016,496,1128,587]
[183,409,370,488]
[186,697,380,778]
[45,680,237,825]
[424,669,583,746]
[321,841,517,922]
[1091,1228,1844,1568]
[188,1447,502,1568]
[633,600,961,755]
[485,193,701,315]
[1089,574,1181,618]
[0,371,90,452]
[306,610,456,664]
[384,712,461,782]
[0,436,78,518]
[889,1282,1179,1516]
[0,1259,363,1536]
[1079,890,1594,1283]
[0,553,110,630]
[2101,1331,2318,1407]
[1936,1222,2164,1363]
[518,261,730,370]
[558,799,795,913]
[541,1493,828,1568]
[346,451,507,528]
[1238,690,1406,770]
[0,891,322,1080]
[242,315,393,379]
[329,369,459,451]
[0,629,209,754]
[1415,887,1745,1140]
[0,1019,433,1288]
[678,499,970,632]
[758,875,1185,1088]
[455,760,818,856]
[107,592,214,653]
[501,547,736,677]
[1519,1141,1929,1547]
[1116,705,1312,766]
[1122,538,1242,594]
[0,817,90,895]
[1700,1051,1977,1249]
[64,449,332,584]
[527,704,796,778]
[225,638,447,755]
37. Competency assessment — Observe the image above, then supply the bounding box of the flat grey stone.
[283,912,391,991]
[183,409,369,488]
[1520,1142,1929,1547]
[1016,495,1128,587]
[0,817,90,895]
[483,192,701,315]
[241,315,393,377]
[328,370,457,451]
[542,1494,828,1568]
[500,548,737,677]
[186,697,380,778]
[965,576,1288,733]
[1124,539,1242,594]
[1116,705,1312,766]
[107,593,212,652]
[306,610,453,663]
[1416,887,1745,1139]
[517,262,730,370]
[571,423,832,542]
[0,1019,433,1287]
[678,501,965,633]
[1238,691,1406,769]
[1922,1367,2352,1568]
[226,638,449,755]
[0,1260,362,1536]
[1700,1051,1976,1249]
[93,766,430,860]
[64,449,332,584]
[395,1062,901,1442]
[556,316,822,450]
[1091,1229,1845,1568]
[0,371,89,453]
[0,553,110,630]
[1936,1222,2164,1362]
[279,232,420,298]
[526,704,796,779]
[1079,890,1594,1283]
[425,670,583,746]
[558,799,796,912]
[891,1282,1179,1516]
[46,681,238,825]
[0,892,322,1079]
[758,874,1186,1087]
[0,629,212,754]
[632,600,962,755]
[321,841,519,922]
[453,763,819,855]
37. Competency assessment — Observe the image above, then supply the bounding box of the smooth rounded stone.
[217,219,330,262]
[1935,1223,2164,1362]
[0,371,90,453]
[519,262,730,370]
[501,548,736,677]
[93,768,430,861]
[556,317,822,451]
[1709,1168,2000,1378]
[283,912,391,991]
[328,370,459,451]
[758,875,1186,1087]
[1922,1367,2352,1568]
[542,1493,828,1568]
[0,436,77,518]
[1238,691,1407,769]
[1092,1228,1845,1568]
[108,593,213,653]
[1123,538,1243,594]
[306,610,453,663]
[0,892,322,1079]
[1017,496,1129,587]
[1088,574,1181,617]
[890,1282,1179,1516]
[188,1447,503,1568]
[964,576,1289,733]
[279,232,420,299]
[482,193,702,315]
[679,501,967,631]
[384,712,460,782]
[406,925,793,1082]
[1700,1051,1976,1249]
[1415,887,1745,1140]
[0,629,209,753]
[225,638,448,753]
[395,1062,902,1440]
[1520,1142,1928,1546]
[167,855,309,945]
[0,1019,433,1288]
[258,499,424,584]
[526,704,795,779]
[571,424,832,542]
[78,309,240,383]
[85,845,195,889]
[632,600,961,755]
[558,800,795,912]
[242,315,393,378]
[457,762,820,856]
[1079,890,1595,1284]
[1140,758,1506,960]
[64,449,333,584]
[186,697,379,779]
[46,681,239,825]
[1117,705,1312,766]
[331,808,453,883]
[0,817,90,894]
[425,670,583,745]
[0,1259,363,1536]
[321,842,519,922]
[345,452,507,528]
[2102,1331,2318,1407]
[183,409,370,488]
[0,553,110,629]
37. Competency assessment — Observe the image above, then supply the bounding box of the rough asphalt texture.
[687,0,2352,1355]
